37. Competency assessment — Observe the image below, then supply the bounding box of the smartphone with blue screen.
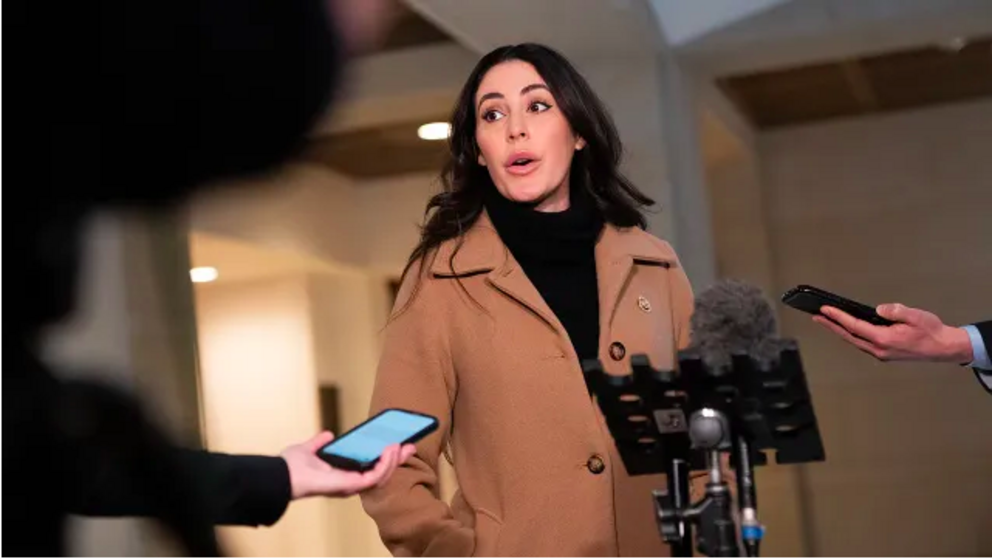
[317,408,438,472]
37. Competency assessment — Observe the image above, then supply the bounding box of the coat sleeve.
[360,263,475,557]
[70,449,292,527]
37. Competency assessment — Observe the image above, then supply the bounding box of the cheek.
[544,126,577,169]
[542,118,576,159]
[476,129,501,165]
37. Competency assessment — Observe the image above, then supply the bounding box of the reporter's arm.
[815,306,991,393]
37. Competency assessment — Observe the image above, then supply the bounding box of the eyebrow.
[477,83,551,111]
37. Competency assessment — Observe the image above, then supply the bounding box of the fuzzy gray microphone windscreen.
[687,279,785,372]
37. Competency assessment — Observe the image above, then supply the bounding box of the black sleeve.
[69,449,292,527]
[976,321,991,347]
[60,380,292,527]
[174,450,293,526]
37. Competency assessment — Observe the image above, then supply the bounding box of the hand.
[813,303,973,364]
[280,431,416,500]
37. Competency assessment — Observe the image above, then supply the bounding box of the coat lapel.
[431,211,566,337]
[596,226,634,332]
[595,225,678,331]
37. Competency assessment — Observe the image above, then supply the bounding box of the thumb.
[306,431,335,453]
[876,303,909,323]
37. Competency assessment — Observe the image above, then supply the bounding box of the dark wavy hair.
[403,43,654,281]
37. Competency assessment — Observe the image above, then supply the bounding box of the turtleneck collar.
[483,182,604,265]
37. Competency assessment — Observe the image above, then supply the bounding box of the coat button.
[587,454,606,475]
[609,342,626,361]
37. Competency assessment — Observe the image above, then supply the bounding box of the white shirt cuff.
[961,324,991,374]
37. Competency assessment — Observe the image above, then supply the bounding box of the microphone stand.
[583,343,825,558]
[654,458,693,557]
[657,409,741,557]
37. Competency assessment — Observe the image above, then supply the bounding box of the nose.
[507,113,528,141]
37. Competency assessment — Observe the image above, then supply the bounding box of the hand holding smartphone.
[781,284,895,326]
[317,408,438,472]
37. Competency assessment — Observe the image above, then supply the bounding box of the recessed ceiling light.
[936,36,968,52]
[190,266,219,283]
[417,122,451,141]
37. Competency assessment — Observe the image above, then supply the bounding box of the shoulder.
[603,224,681,266]
[390,252,446,320]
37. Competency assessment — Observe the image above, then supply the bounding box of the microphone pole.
[732,435,763,557]
[657,457,694,557]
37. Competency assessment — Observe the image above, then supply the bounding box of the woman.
[362,43,698,556]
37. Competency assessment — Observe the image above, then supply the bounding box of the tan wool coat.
[362,212,703,556]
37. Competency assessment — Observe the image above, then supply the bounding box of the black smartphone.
[316,408,438,472]
[781,284,895,326]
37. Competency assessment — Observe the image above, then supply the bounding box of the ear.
[575,137,587,151]
[478,153,487,166]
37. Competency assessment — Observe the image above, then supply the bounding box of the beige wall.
[757,99,992,556]
[193,165,438,276]
[190,168,456,556]
[307,273,394,557]
[192,164,362,269]
[194,275,334,557]
[357,172,442,275]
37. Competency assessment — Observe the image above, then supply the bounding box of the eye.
[482,109,505,123]
[529,101,552,113]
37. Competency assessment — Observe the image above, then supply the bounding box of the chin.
[501,182,552,204]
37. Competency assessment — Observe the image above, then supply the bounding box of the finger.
[372,445,401,488]
[815,317,886,359]
[358,447,394,486]
[399,444,417,463]
[819,306,887,345]
[306,431,335,453]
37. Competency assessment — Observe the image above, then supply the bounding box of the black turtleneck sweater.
[484,185,605,361]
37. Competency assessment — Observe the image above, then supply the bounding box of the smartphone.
[317,408,438,472]
[781,284,895,326]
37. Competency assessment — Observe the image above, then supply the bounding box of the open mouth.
[505,153,540,175]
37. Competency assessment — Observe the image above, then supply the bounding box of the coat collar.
[429,211,675,277]
[429,210,678,339]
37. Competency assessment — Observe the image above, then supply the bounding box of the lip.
[504,151,541,176]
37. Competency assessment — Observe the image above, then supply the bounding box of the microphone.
[583,278,825,557]
[687,279,785,373]
[687,279,778,556]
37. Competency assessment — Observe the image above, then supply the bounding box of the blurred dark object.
[320,385,342,436]
[4,0,353,555]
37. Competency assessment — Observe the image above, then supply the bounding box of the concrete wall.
[757,99,992,556]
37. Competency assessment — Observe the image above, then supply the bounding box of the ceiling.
[717,36,992,129]
[189,232,361,286]
[368,0,454,53]
[298,0,992,178]
[298,118,449,178]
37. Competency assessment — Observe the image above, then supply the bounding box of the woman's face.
[474,60,585,212]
